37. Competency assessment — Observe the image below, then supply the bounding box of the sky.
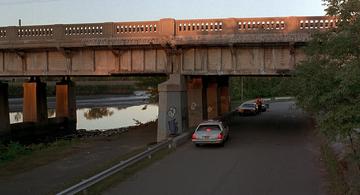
[0,0,326,26]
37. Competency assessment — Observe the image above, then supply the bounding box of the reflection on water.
[9,104,158,131]
[48,110,56,118]
[13,112,22,123]
[84,108,114,120]
[10,110,55,123]
[77,104,158,130]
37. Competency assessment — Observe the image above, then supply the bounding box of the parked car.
[192,120,229,147]
[236,103,258,115]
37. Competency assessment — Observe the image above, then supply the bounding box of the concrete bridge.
[0,16,336,141]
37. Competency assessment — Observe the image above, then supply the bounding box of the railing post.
[53,24,65,41]
[102,22,114,37]
[223,18,238,34]
[286,17,300,33]
[159,18,176,38]
[6,26,18,42]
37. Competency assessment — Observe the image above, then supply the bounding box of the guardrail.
[56,132,190,195]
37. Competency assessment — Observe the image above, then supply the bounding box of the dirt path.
[0,123,156,195]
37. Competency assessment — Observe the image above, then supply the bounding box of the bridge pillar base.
[187,76,206,128]
[157,74,187,142]
[0,82,10,136]
[219,76,230,115]
[56,79,76,121]
[23,78,48,123]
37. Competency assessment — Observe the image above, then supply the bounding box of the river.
[8,93,159,131]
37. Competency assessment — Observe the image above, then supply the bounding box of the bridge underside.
[0,45,305,77]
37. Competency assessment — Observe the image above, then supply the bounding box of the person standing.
[256,97,262,114]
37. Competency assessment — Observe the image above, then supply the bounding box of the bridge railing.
[113,21,159,37]
[0,16,337,44]
[175,16,337,36]
[0,27,7,38]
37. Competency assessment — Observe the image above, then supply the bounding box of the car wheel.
[219,142,225,147]
[195,143,200,147]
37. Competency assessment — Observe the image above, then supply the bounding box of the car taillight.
[217,132,223,139]
[192,133,197,139]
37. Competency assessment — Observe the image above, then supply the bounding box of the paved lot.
[105,101,326,195]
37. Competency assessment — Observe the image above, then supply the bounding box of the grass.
[78,147,174,195]
[0,139,81,177]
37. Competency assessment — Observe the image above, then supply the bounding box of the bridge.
[0,16,336,141]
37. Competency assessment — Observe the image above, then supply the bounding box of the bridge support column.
[157,74,187,142]
[0,82,10,136]
[206,77,220,119]
[23,78,48,123]
[219,76,230,115]
[187,76,206,128]
[56,78,76,121]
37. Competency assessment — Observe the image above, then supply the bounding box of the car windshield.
[197,125,221,132]
[242,104,255,108]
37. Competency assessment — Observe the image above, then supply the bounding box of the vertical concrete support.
[219,76,230,115]
[157,74,187,142]
[23,78,48,122]
[206,77,220,119]
[187,76,205,128]
[56,79,76,121]
[0,82,10,135]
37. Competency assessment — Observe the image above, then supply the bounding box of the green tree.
[136,76,167,102]
[291,0,360,192]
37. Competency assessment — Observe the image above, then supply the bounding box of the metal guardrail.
[56,138,173,195]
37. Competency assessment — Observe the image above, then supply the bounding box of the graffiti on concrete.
[167,106,178,135]
[190,102,197,111]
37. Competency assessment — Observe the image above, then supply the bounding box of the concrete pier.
[23,78,48,123]
[206,77,220,119]
[157,74,187,141]
[187,76,205,128]
[56,79,76,121]
[0,82,10,135]
[219,76,230,115]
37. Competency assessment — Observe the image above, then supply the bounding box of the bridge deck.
[0,16,336,76]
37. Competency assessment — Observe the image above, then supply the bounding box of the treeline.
[230,77,293,101]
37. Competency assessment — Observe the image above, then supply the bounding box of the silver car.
[192,120,229,147]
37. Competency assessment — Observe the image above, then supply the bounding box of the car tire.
[195,143,200,147]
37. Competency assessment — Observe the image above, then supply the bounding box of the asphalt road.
[104,101,326,195]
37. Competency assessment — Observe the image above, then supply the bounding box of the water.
[9,104,159,131]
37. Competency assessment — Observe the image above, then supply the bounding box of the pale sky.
[0,0,326,26]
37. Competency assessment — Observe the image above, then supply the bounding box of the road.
[104,101,326,195]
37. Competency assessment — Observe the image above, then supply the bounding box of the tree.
[291,0,360,191]
[136,76,167,102]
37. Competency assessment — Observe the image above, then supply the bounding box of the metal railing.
[56,132,190,195]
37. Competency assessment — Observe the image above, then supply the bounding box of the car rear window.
[197,125,221,132]
[243,104,255,108]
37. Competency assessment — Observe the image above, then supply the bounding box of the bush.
[0,142,31,164]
